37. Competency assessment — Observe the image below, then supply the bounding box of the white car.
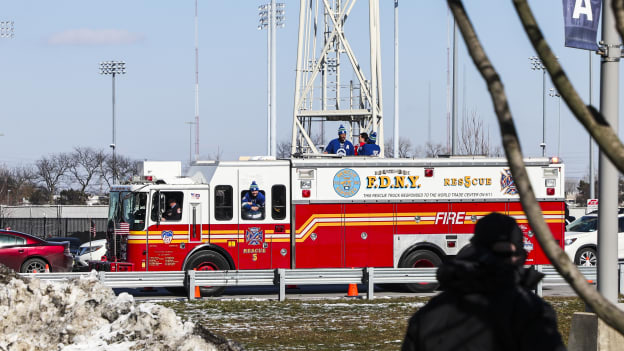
[564,214,624,266]
[75,239,107,267]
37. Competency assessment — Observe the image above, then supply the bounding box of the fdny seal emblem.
[246,227,263,246]
[333,168,360,198]
[161,230,174,244]
[500,169,518,195]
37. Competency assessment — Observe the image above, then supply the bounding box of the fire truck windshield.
[108,191,148,231]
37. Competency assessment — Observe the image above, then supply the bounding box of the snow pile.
[0,264,237,351]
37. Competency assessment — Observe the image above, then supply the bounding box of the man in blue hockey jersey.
[242,181,265,219]
[359,132,380,156]
[324,125,354,156]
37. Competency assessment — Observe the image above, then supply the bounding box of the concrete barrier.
[568,311,624,351]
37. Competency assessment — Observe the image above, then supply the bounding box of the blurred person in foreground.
[401,212,565,351]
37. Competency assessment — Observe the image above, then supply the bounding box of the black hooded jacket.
[401,246,566,351]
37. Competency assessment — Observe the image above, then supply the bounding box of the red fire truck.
[96,156,565,296]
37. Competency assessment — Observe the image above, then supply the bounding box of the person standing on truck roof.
[401,212,565,351]
[324,125,354,156]
[162,198,182,221]
[359,132,380,156]
[242,181,265,219]
[354,132,368,156]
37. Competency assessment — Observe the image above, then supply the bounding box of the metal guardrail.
[19,265,621,301]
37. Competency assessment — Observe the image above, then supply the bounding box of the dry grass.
[157,296,587,350]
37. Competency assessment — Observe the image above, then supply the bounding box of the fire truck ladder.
[291,0,384,157]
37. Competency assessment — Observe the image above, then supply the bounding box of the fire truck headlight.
[300,180,312,189]
[545,179,556,187]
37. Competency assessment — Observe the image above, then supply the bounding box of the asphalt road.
[118,282,580,302]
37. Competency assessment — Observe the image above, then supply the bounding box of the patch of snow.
[0,265,232,351]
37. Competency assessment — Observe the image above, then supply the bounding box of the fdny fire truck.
[96,156,565,296]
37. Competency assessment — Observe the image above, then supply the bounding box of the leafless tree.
[9,166,37,205]
[277,140,292,159]
[115,155,140,183]
[449,0,624,333]
[384,137,414,158]
[68,147,106,195]
[98,153,139,188]
[459,109,491,156]
[35,153,71,203]
[416,142,447,158]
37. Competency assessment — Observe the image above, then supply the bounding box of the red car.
[0,230,73,273]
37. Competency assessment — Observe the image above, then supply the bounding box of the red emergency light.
[424,169,434,177]
[302,189,311,198]
[546,188,555,196]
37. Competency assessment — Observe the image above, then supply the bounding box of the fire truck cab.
[98,157,565,296]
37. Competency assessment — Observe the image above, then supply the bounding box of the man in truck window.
[162,198,182,221]
[242,181,265,220]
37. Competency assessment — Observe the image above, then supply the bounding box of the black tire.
[399,250,442,293]
[575,247,597,267]
[185,251,230,297]
[21,258,48,273]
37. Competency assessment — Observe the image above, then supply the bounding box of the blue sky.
[0,1,617,179]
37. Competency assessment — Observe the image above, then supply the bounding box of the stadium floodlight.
[258,1,285,157]
[0,21,14,38]
[529,56,547,157]
[549,88,562,157]
[100,61,127,184]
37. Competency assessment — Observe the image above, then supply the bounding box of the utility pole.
[597,0,621,303]
[393,0,399,158]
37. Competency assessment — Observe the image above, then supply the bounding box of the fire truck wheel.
[186,251,230,297]
[400,250,442,293]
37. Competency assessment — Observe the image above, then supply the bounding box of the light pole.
[258,1,285,157]
[99,61,126,184]
[393,0,399,158]
[529,56,547,157]
[185,121,195,165]
[549,88,561,156]
[0,21,14,38]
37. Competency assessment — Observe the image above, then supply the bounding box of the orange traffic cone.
[193,268,201,299]
[347,283,359,297]
[45,264,50,273]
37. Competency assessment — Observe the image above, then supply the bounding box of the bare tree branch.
[448,0,624,334]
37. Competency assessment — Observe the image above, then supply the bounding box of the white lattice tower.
[291,0,384,157]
